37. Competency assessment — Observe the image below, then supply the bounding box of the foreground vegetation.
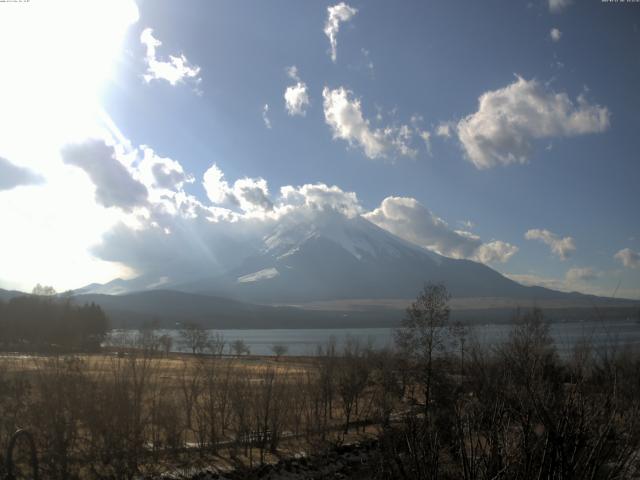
[0,285,639,479]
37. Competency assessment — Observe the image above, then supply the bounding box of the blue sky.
[0,0,639,298]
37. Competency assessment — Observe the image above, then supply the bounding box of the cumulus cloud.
[138,147,193,191]
[550,28,562,42]
[202,164,231,204]
[233,178,274,213]
[322,87,417,160]
[0,156,44,191]
[284,82,309,116]
[457,76,610,168]
[525,228,575,260]
[94,165,366,283]
[324,2,357,62]
[279,183,362,219]
[364,196,518,264]
[203,163,273,215]
[549,0,572,13]
[61,139,148,211]
[140,28,201,88]
[474,241,520,264]
[262,104,272,129]
[87,150,528,288]
[284,66,310,116]
[614,248,640,269]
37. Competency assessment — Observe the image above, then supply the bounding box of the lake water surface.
[111,319,640,357]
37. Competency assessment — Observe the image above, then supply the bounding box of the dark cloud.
[61,139,148,210]
[151,161,189,190]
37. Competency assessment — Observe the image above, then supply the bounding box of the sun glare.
[0,0,139,148]
[0,0,139,291]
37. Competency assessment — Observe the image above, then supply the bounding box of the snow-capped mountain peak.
[263,212,442,264]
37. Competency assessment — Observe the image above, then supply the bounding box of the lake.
[109,319,640,357]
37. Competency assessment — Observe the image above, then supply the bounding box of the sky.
[0,0,639,299]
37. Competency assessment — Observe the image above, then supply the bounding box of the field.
[0,348,386,479]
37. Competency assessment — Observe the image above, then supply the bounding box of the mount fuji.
[91,211,569,304]
[66,210,639,327]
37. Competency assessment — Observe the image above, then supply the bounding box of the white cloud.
[279,183,362,219]
[286,66,299,81]
[203,163,273,215]
[458,220,475,230]
[550,28,562,42]
[614,248,640,269]
[233,177,274,214]
[505,273,566,291]
[322,87,417,160]
[506,266,600,294]
[0,157,44,190]
[138,146,193,191]
[140,28,201,88]
[93,170,366,283]
[548,0,572,13]
[324,2,357,63]
[284,66,310,116]
[457,76,610,168]
[364,196,518,264]
[474,241,519,264]
[203,164,231,204]
[75,152,527,291]
[262,104,272,129]
[565,267,599,283]
[436,122,453,138]
[61,138,148,211]
[525,228,576,260]
[419,130,432,155]
[284,85,309,116]
[361,48,375,74]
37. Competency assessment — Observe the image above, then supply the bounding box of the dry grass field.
[0,348,386,478]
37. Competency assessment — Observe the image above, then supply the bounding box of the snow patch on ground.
[237,268,280,283]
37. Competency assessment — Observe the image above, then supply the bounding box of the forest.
[0,293,109,352]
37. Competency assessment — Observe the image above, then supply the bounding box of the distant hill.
[0,288,27,302]
[1,288,637,329]
[72,289,410,329]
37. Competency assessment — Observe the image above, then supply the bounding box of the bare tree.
[271,344,288,361]
[32,283,57,296]
[231,338,250,356]
[337,337,371,433]
[138,320,161,354]
[158,334,173,357]
[179,322,210,355]
[450,320,469,375]
[395,283,450,412]
[207,332,226,356]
